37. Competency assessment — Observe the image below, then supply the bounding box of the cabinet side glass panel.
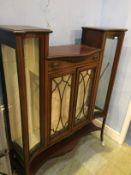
[95,38,118,113]
[24,38,40,150]
[75,69,94,123]
[51,74,72,136]
[1,45,23,148]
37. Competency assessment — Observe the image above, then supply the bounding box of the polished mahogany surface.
[0,25,52,33]
[48,44,101,59]
[82,26,127,32]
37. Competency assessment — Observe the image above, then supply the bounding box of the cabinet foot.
[101,141,105,146]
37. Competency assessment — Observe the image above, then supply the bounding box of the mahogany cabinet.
[0,26,126,175]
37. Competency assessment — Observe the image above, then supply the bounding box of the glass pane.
[1,45,23,148]
[75,69,94,123]
[24,38,40,150]
[0,156,12,175]
[51,74,72,135]
[0,107,7,151]
[95,38,118,112]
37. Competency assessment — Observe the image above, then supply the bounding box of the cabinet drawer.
[48,53,99,72]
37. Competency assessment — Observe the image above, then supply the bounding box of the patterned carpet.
[36,132,131,175]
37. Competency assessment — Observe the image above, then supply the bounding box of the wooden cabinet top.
[0,25,52,33]
[48,44,101,59]
[82,26,127,32]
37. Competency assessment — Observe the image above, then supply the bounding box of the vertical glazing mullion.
[16,35,30,175]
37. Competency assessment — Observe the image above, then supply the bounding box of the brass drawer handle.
[51,62,59,69]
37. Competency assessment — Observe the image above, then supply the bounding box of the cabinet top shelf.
[0,25,52,33]
[48,44,101,59]
[82,26,127,32]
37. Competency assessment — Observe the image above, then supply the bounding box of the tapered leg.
[100,116,106,146]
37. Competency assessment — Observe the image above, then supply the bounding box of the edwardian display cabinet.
[0,26,126,175]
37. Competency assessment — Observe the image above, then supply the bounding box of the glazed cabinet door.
[81,28,126,119]
[47,60,99,144]
[1,44,24,149]
[48,69,75,144]
[94,32,124,117]
[73,64,97,129]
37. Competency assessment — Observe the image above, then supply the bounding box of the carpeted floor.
[36,132,131,175]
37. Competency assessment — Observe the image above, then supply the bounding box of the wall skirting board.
[94,119,121,144]
[94,101,131,145]
[118,101,131,144]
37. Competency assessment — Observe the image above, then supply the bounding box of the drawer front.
[48,53,100,72]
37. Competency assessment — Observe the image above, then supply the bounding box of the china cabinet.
[0,26,126,175]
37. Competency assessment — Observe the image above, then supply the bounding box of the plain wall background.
[0,0,103,103]
[0,0,102,45]
[0,0,131,133]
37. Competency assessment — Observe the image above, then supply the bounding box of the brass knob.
[114,36,118,40]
